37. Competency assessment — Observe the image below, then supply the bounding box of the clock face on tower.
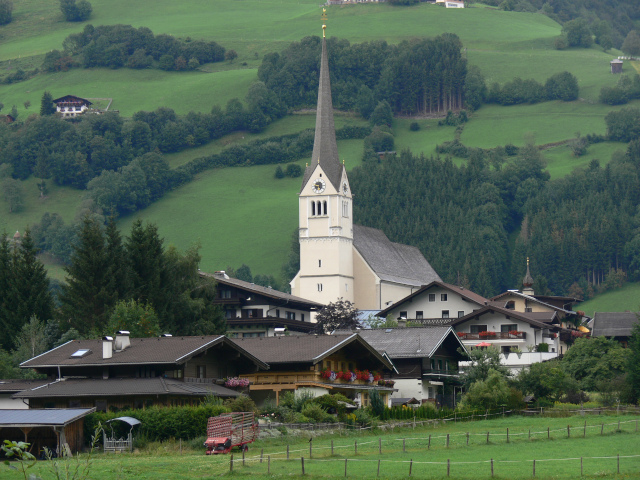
[312,178,326,194]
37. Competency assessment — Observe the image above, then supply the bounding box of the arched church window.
[323,201,327,215]
[311,201,316,216]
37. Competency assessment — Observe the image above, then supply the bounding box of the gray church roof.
[353,225,441,286]
[300,36,345,193]
[591,312,638,338]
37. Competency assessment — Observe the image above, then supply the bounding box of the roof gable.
[450,305,551,330]
[592,312,639,337]
[357,327,467,359]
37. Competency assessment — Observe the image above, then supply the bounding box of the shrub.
[409,122,420,131]
[224,394,257,413]
[301,403,327,423]
[285,163,302,178]
[536,343,549,352]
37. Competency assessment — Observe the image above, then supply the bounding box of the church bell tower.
[291,15,354,305]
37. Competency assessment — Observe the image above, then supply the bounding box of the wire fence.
[233,417,640,478]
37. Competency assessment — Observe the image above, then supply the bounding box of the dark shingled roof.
[13,378,241,399]
[353,225,441,286]
[356,327,466,359]
[0,379,49,393]
[591,312,639,337]
[521,311,559,324]
[231,334,393,369]
[300,36,345,193]
[203,272,324,308]
[0,409,95,427]
[20,335,268,370]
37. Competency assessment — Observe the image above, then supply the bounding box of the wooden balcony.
[240,371,379,386]
[457,332,527,341]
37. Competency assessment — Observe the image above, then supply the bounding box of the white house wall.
[386,286,482,320]
[0,395,28,409]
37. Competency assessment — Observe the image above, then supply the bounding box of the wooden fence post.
[268,456,271,474]
[446,434,450,448]
[377,459,380,477]
[403,438,406,453]
[287,444,290,460]
[447,458,450,477]
[428,435,431,449]
[345,459,348,477]
[301,457,305,475]
[310,439,312,458]
[230,454,234,473]
[491,458,494,477]
[533,459,536,477]
[618,420,621,432]
[486,431,489,444]
[379,437,382,455]
[409,459,413,476]
[617,454,620,474]
[529,429,531,440]
[355,440,357,455]
[601,423,604,435]
[466,432,469,446]
[331,440,334,456]
[581,457,583,476]
[260,448,264,463]
[567,425,570,438]
[584,420,587,438]
[547,427,550,439]
[507,428,509,443]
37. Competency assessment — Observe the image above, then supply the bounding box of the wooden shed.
[0,408,95,458]
[611,59,623,74]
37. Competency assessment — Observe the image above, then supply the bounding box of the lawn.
[4,413,639,479]
[576,282,640,317]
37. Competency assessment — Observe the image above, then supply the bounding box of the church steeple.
[300,30,343,193]
[522,257,534,295]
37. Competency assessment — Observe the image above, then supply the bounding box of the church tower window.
[311,201,316,216]
[323,201,327,215]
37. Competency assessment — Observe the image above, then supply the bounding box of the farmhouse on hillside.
[15,332,267,411]
[52,95,92,117]
[233,334,396,407]
[590,311,639,347]
[291,26,440,310]
[201,270,323,337]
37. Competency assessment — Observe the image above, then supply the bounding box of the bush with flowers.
[224,377,250,388]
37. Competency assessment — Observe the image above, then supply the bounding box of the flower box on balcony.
[457,332,467,338]
[479,331,497,338]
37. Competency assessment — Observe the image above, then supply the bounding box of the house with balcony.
[375,281,488,324]
[356,326,467,407]
[450,305,565,373]
[203,271,323,337]
[231,334,396,407]
[16,332,268,411]
[52,95,92,117]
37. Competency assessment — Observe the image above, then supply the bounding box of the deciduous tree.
[314,299,360,334]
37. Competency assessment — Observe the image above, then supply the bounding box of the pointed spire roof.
[523,257,534,288]
[300,36,344,192]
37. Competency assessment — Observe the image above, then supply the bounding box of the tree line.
[0,217,226,378]
[44,24,225,72]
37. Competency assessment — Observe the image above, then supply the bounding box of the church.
[290,23,440,310]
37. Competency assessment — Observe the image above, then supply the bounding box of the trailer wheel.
[241,444,249,452]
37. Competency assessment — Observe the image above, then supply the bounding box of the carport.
[0,408,95,457]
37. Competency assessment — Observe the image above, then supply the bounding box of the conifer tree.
[58,216,110,335]
[126,220,165,311]
[40,91,56,116]
[104,217,130,303]
[0,234,16,349]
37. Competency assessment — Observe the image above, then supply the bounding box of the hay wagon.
[204,412,257,455]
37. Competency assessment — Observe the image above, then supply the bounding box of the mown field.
[577,282,640,317]
[1,0,639,294]
[4,414,639,479]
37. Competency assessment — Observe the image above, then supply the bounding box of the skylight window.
[70,349,91,358]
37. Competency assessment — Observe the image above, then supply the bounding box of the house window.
[525,307,533,312]
[445,360,450,371]
[225,309,235,319]
[428,387,435,398]
[399,311,407,319]
[69,400,81,408]
[301,313,305,322]
[506,301,515,310]
[428,294,436,302]
[442,310,450,319]
[197,365,206,379]
[242,309,261,318]
[441,294,448,301]
[470,325,488,333]
[458,311,465,318]
[220,289,231,299]
[430,359,435,370]
[174,369,183,379]
[438,359,443,370]
[95,400,107,412]
[275,309,280,318]
[501,324,518,333]
[286,311,296,320]
[416,311,423,319]
[318,283,323,292]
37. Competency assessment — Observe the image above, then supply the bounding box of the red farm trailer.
[204,412,258,455]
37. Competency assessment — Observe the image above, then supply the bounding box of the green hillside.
[576,283,640,317]
[1,0,637,296]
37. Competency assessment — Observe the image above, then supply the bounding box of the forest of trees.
[346,137,640,299]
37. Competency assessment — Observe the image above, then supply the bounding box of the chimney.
[102,336,113,359]
[115,330,130,351]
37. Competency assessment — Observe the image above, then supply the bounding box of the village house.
[16,332,268,411]
[590,312,639,347]
[203,270,323,337]
[52,95,92,117]
[355,326,467,408]
[232,334,396,407]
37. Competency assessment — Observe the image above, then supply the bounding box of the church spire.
[300,19,343,193]
[522,257,534,295]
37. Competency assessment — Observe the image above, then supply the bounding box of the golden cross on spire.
[321,8,327,38]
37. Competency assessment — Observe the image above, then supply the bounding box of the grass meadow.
[576,282,640,317]
[3,414,639,479]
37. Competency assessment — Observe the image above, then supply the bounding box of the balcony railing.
[423,369,459,376]
[456,332,527,341]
